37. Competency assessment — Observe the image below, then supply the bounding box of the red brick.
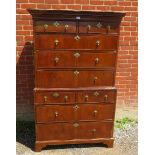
[90,0,103,5]
[16,9,29,14]
[111,6,124,11]
[61,0,74,4]
[45,0,59,4]
[21,4,36,9]
[17,0,28,3]
[82,5,96,10]
[37,4,51,9]
[16,36,24,41]
[16,20,30,25]
[119,1,131,6]
[52,5,66,9]
[67,5,81,10]
[124,6,137,11]
[75,0,89,4]
[96,6,110,11]
[16,4,20,8]
[17,30,30,35]
[29,0,45,3]
[16,26,22,30]
[23,25,33,30]
[104,1,117,5]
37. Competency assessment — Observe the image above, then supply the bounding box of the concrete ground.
[16,105,138,155]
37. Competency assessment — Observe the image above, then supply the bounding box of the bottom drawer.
[36,121,113,141]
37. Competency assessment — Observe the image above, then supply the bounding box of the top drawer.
[79,22,119,34]
[35,21,76,33]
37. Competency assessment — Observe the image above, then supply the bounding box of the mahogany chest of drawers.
[28,9,125,152]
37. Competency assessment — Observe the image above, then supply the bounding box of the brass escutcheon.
[64,24,69,31]
[96,22,102,28]
[64,96,68,102]
[44,24,48,31]
[73,105,79,111]
[74,70,79,76]
[53,21,60,27]
[85,95,89,101]
[52,92,60,98]
[104,95,108,101]
[54,57,59,64]
[95,58,100,64]
[87,25,91,31]
[54,39,59,46]
[54,111,59,117]
[94,91,100,97]
[73,122,79,127]
[74,52,80,58]
[74,35,80,41]
[44,96,48,102]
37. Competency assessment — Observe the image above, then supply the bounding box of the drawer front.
[35,21,76,33]
[76,104,114,121]
[77,90,116,103]
[36,70,114,88]
[77,51,116,68]
[35,91,76,104]
[36,70,75,88]
[77,70,114,87]
[79,21,119,34]
[35,34,118,50]
[76,121,113,139]
[36,123,75,141]
[36,121,113,141]
[36,105,75,123]
[36,51,76,68]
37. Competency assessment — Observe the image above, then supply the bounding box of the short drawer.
[77,90,116,103]
[79,21,119,34]
[35,34,118,50]
[36,105,75,123]
[34,91,76,104]
[35,21,76,33]
[36,70,114,88]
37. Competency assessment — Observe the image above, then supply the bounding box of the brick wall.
[16,0,138,120]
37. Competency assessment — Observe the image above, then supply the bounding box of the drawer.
[36,50,116,69]
[77,90,116,103]
[76,121,113,139]
[76,104,115,121]
[36,70,114,88]
[35,34,118,50]
[36,105,75,123]
[36,121,113,141]
[77,51,116,68]
[35,91,76,104]
[35,21,76,33]
[36,70,75,88]
[36,51,76,68]
[36,123,75,141]
[77,70,114,87]
[79,21,119,34]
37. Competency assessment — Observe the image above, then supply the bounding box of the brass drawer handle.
[74,70,79,76]
[92,129,97,135]
[64,24,69,31]
[96,40,100,47]
[52,92,60,98]
[73,105,79,111]
[94,91,100,96]
[54,39,59,46]
[64,96,68,102]
[104,95,108,101]
[74,35,80,41]
[93,76,98,83]
[54,57,59,64]
[74,52,80,58]
[95,58,99,64]
[87,25,91,31]
[73,122,79,128]
[85,95,89,101]
[93,110,98,117]
[54,111,59,118]
[44,24,48,31]
[44,96,48,102]
[107,25,111,32]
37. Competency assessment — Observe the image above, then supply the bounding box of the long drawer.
[36,121,113,141]
[36,50,116,69]
[36,104,115,123]
[34,90,116,104]
[36,70,114,88]
[35,34,118,50]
